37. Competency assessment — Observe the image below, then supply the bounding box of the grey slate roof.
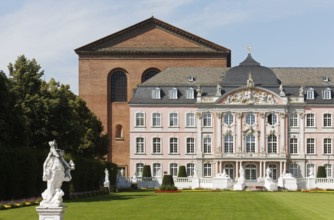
[130,54,334,105]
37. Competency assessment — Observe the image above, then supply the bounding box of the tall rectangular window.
[153,163,161,177]
[152,113,161,127]
[170,163,178,176]
[289,138,298,154]
[324,138,332,154]
[136,163,144,177]
[152,137,161,154]
[136,137,145,154]
[186,137,195,154]
[203,163,212,177]
[202,112,212,127]
[186,163,194,176]
[169,113,178,127]
[324,113,332,127]
[325,164,332,177]
[224,135,233,153]
[203,137,212,154]
[268,135,277,153]
[169,137,178,154]
[306,113,315,127]
[246,134,255,153]
[307,138,315,154]
[136,112,145,127]
[186,113,195,127]
[289,113,298,127]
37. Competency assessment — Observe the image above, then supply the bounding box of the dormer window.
[306,88,315,100]
[169,87,178,99]
[186,88,195,99]
[323,88,332,100]
[152,87,161,99]
[188,76,196,82]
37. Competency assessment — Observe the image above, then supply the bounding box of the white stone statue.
[239,166,245,179]
[299,86,304,97]
[40,140,75,208]
[308,166,315,178]
[104,168,110,187]
[216,83,222,96]
[247,73,255,88]
[120,168,124,176]
[266,167,271,178]
[279,84,285,96]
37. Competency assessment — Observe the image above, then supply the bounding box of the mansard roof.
[75,17,231,58]
[130,54,334,105]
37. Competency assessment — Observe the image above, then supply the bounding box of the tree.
[6,55,108,158]
[0,71,27,148]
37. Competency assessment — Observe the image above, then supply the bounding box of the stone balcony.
[216,152,287,159]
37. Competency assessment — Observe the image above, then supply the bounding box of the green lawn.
[1,191,334,220]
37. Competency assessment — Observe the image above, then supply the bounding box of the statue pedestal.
[36,206,66,220]
[264,177,278,191]
[233,177,245,191]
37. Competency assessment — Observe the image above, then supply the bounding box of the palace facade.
[76,17,334,182]
[129,53,334,181]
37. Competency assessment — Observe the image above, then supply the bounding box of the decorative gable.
[75,17,230,56]
[219,88,285,105]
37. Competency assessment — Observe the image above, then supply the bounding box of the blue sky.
[1,0,334,94]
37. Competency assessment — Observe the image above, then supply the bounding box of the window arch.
[115,124,123,138]
[142,68,160,82]
[110,70,127,102]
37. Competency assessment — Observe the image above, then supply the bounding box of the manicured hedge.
[160,175,177,191]
[317,166,326,178]
[142,165,152,178]
[177,166,187,177]
[0,147,117,201]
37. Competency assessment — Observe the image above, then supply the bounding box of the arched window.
[268,164,277,180]
[110,70,127,102]
[142,69,160,82]
[115,124,123,138]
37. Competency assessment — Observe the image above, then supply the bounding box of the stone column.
[280,112,286,155]
[196,112,202,155]
[236,113,242,154]
[236,160,239,179]
[260,112,266,154]
[299,113,305,155]
[259,160,263,178]
[216,112,222,156]
[280,161,283,176]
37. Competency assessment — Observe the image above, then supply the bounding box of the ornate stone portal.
[36,140,75,220]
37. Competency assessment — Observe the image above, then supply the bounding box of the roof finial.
[247,46,252,54]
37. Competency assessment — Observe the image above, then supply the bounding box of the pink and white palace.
[126,53,334,190]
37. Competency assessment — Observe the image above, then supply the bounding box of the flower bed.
[0,197,42,210]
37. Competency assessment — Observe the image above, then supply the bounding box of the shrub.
[317,166,326,178]
[177,165,187,177]
[142,165,152,178]
[160,175,177,191]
